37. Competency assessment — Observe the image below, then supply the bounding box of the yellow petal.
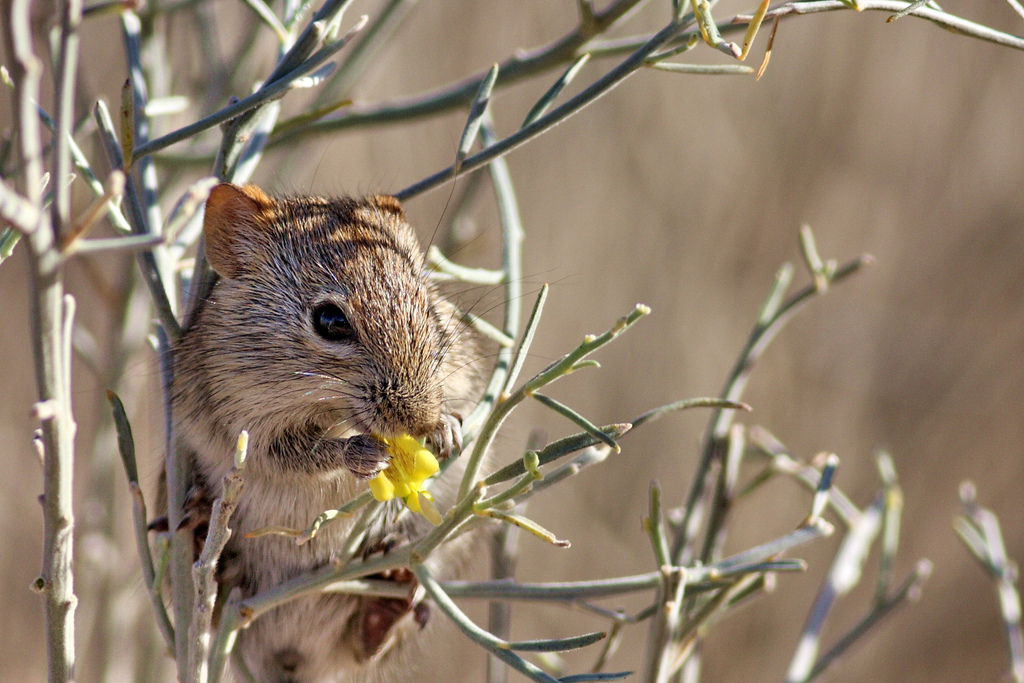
[389,434,422,457]
[405,492,422,513]
[411,447,439,482]
[368,473,395,502]
[418,493,443,526]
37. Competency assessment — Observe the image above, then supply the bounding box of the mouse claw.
[428,412,463,461]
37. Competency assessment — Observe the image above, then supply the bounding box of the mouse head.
[196,183,455,444]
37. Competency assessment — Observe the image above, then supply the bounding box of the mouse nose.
[370,381,442,439]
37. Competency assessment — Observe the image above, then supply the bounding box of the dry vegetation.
[2,0,1023,681]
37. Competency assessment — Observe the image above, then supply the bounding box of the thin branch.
[532,392,619,451]
[51,0,83,246]
[487,492,522,683]
[93,100,182,340]
[165,177,220,255]
[207,588,242,683]
[426,245,504,285]
[956,482,1024,682]
[412,564,561,683]
[132,4,363,161]
[0,179,42,235]
[394,20,690,201]
[521,53,591,129]
[672,250,872,565]
[484,424,632,486]
[189,432,249,683]
[645,481,671,569]
[458,114,526,471]
[233,550,406,627]
[60,170,125,251]
[806,560,932,681]
[36,105,132,234]
[458,310,516,348]
[786,496,883,683]
[454,63,499,175]
[108,390,175,652]
[745,426,862,527]
[239,0,288,43]
[0,225,23,263]
[444,573,661,602]
[461,302,648,499]
[309,0,421,108]
[874,451,902,601]
[698,424,746,564]
[158,323,194,673]
[4,2,45,209]
[1004,0,1024,21]
[122,12,166,258]
[270,0,648,141]
[645,62,752,74]
[424,546,810,612]
[643,563,686,683]
[742,0,1024,50]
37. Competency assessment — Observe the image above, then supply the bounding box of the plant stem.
[394,19,690,201]
[6,2,79,680]
[270,0,648,141]
[755,0,1024,50]
[189,433,248,683]
[672,254,870,565]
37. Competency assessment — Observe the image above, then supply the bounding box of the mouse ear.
[203,183,276,279]
[367,194,405,218]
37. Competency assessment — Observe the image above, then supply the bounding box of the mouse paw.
[342,434,391,479]
[428,411,464,461]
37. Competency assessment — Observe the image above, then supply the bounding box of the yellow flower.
[368,435,443,525]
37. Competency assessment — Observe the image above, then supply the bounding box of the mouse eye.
[312,303,354,341]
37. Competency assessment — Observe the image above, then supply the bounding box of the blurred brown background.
[2,0,1023,680]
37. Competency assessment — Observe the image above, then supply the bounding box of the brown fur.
[170,184,483,682]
